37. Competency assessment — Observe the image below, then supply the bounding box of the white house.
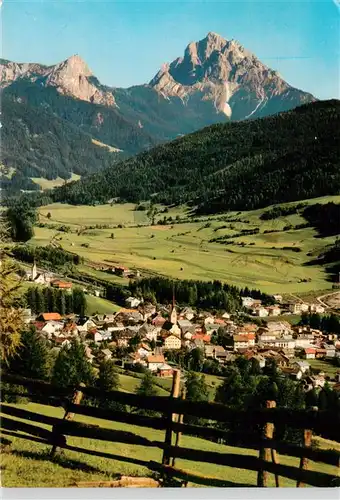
[77,318,97,333]
[163,334,182,350]
[267,305,281,317]
[178,319,194,334]
[258,331,278,342]
[42,321,64,336]
[309,303,325,314]
[100,348,112,361]
[233,335,251,350]
[242,297,257,308]
[139,323,159,342]
[125,296,142,309]
[161,321,181,338]
[295,335,315,348]
[86,331,104,343]
[253,306,269,318]
[204,315,215,325]
[180,307,195,321]
[273,295,283,303]
[147,354,165,372]
[290,303,309,314]
[267,322,292,336]
[137,344,152,359]
[324,344,336,358]
[293,361,310,374]
[304,348,316,359]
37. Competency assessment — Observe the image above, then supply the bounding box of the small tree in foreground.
[134,370,159,416]
[0,257,24,365]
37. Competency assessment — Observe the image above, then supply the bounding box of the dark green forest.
[49,100,340,211]
[11,244,83,268]
[302,203,340,237]
[1,86,117,192]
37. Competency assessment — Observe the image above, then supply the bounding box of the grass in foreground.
[1,402,338,487]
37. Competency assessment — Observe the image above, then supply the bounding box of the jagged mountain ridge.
[149,32,315,120]
[1,32,317,190]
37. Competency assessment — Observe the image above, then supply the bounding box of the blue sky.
[2,0,339,99]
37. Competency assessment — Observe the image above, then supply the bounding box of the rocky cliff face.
[0,55,115,106]
[149,32,315,120]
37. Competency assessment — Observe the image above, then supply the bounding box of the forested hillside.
[1,87,118,192]
[51,100,340,212]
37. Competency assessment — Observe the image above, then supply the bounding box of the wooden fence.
[1,371,339,488]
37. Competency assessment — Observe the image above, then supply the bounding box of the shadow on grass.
[0,429,254,487]
[10,448,106,475]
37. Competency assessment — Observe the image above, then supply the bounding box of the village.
[23,283,340,393]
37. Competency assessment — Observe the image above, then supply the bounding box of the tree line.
[12,244,83,268]
[25,286,87,316]
[34,100,340,214]
[300,312,340,335]
[129,277,275,310]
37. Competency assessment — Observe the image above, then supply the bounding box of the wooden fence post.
[257,400,276,487]
[171,386,186,467]
[162,369,181,468]
[296,428,313,487]
[50,383,85,457]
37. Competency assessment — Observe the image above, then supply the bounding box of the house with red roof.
[303,347,316,359]
[38,313,62,322]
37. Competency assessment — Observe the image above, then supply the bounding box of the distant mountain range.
[47,100,340,213]
[1,32,316,191]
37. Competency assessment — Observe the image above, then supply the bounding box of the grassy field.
[1,401,338,487]
[31,195,340,294]
[31,174,81,191]
[307,359,339,378]
[85,295,121,316]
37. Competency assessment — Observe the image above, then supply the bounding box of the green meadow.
[30,195,340,294]
[31,174,81,191]
[1,401,338,487]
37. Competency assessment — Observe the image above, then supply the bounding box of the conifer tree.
[72,287,86,316]
[185,371,209,425]
[135,370,158,416]
[95,359,125,411]
[8,326,50,380]
[0,257,24,364]
[52,339,94,387]
[35,287,45,314]
[56,290,66,316]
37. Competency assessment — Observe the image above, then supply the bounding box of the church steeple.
[32,260,37,281]
[170,283,177,325]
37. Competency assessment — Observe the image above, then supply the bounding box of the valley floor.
[30,195,340,294]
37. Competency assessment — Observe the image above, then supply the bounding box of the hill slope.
[0,88,120,192]
[50,100,340,212]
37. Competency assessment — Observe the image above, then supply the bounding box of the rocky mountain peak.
[0,54,115,107]
[149,31,315,120]
[51,54,93,78]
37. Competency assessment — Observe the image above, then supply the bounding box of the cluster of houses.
[26,294,340,389]
[24,262,103,296]
[242,295,325,317]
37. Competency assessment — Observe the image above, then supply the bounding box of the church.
[25,262,54,285]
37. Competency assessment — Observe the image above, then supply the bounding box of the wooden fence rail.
[3,373,339,435]
[1,372,339,488]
